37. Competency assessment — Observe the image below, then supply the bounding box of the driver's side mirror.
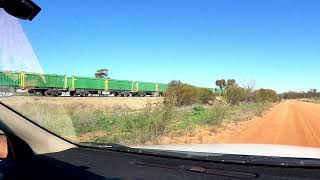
[0,131,8,159]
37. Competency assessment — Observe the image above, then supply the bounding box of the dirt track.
[213,100,320,147]
[160,100,320,147]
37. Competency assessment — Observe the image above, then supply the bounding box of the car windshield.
[1,0,320,159]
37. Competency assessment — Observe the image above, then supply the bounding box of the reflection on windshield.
[0,9,43,73]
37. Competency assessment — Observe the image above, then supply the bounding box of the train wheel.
[70,92,75,96]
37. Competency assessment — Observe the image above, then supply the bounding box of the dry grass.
[0,96,164,144]
[0,96,272,146]
[1,96,163,111]
[299,98,320,104]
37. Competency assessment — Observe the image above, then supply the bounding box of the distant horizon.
[1,1,320,93]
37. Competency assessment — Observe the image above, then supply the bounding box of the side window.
[0,130,8,159]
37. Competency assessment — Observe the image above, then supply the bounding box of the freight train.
[0,71,224,97]
[0,71,169,97]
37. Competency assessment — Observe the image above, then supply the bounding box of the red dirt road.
[160,100,320,147]
[213,100,320,147]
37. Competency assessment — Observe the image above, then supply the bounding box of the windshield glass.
[1,0,320,159]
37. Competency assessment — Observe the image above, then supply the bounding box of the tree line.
[165,79,279,106]
[218,79,278,105]
[280,89,320,99]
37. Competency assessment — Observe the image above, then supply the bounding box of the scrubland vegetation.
[0,79,279,146]
[280,89,320,100]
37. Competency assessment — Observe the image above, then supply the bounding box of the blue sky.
[18,0,320,92]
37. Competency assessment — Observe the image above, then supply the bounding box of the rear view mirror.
[0,131,8,159]
[0,0,41,21]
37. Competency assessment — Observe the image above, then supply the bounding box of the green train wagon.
[67,76,106,96]
[108,79,133,91]
[23,72,66,89]
[214,88,224,95]
[20,72,67,96]
[137,81,157,92]
[133,81,168,96]
[107,79,134,96]
[0,71,20,87]
[204,88,224,96]
[158,83,168,93]
[68,76,105,90]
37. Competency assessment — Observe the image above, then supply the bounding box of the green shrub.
[192,104,205,115]
[93,106,175,145]
[225,86,249,105]
[171,104,229,134]
[164,84,215,107]
[197,88,216,104]
[253,89,278,103]
[203,105,229,126]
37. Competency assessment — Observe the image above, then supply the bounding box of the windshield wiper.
[79,142,131,151]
